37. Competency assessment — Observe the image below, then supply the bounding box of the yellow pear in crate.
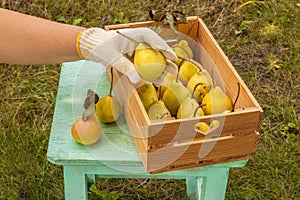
[137,82,158,112]
[160,72,176,96]
[194,121,210,133]
[162,79,191,116]
[187,70,214,104]
[173,40,193,65]
[177,97,205,119]
[178,59,204,86]
[209,120,220,129]
[134,43,166,82]
[147,86,171,120]
[148,100,171,120]
[201,86,233,115]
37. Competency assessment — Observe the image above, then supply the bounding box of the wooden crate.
[104,16,263,174]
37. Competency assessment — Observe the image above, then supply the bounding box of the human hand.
[77,27,177,84]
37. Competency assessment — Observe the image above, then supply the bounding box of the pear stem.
[172,45,191,60]
[193,103,206,117]
[109,67,114,96]
[232,82,241,112]
[116,31,139,46]
[192,82,204,100]
[177,56,203,71]
[160,112,169,119]
[158,86,162,100]
[176,58,185,82]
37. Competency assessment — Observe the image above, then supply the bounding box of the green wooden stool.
[47,61,248,200]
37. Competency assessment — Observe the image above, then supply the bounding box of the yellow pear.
[134,43,166,82]
[71,89,101,145]
[194,122,209,133]
[187,70,214,103]
[148,100,171,120]
[177,97,205,119]
[96,95,121,123]
[202,86,233,115]
[137,82,158,112]
[209,120,220,129]
[160,72,176,95]
[71,114,101,145]
[173,40,193,65]
[96,68,121,123]
[162,80,191,116]
[178,59,204,86]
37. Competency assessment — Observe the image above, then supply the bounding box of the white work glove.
[76,27,178,84]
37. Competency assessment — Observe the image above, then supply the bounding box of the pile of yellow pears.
[136,39,235,121]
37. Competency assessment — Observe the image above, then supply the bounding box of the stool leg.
[64,165,88,200]
[186,177,204,200]
[87,174,96,184]
[186,168,230,200]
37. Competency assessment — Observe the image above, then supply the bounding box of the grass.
[0,0,299,199]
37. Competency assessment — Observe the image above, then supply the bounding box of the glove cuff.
[76,28,106,60]
[76,30,85,59]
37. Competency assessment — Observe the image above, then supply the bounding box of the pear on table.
[96,68,121,123]
[71,89,101,145]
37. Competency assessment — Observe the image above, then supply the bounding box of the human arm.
[0,8,85,65]
[0,8,177,84]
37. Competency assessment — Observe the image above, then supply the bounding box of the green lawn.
[0,0,299,199]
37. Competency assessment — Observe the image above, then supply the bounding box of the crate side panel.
[109,69,150,139]
[148,109,261,147]
[146,132,258,173]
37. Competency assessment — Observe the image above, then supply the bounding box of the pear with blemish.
[177,97,205,119]
[71,89,101,145]
[148,86,171,120]
[194,122,209,133]
[148,100,171,120]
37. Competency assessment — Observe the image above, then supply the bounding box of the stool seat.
[47,61,247,200]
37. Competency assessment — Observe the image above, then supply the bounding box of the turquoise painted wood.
[47,61,248,200]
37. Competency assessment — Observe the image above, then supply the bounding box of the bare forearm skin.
[0,8,86,65]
